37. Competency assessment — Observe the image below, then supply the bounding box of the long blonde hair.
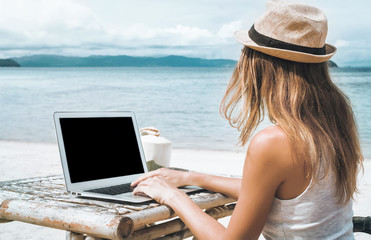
[220,47,363,203]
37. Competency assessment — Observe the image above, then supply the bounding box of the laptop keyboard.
[86,183,133,195]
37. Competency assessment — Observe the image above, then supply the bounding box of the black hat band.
[248,25,326,55]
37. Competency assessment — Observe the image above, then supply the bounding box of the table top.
[0,175,235,239]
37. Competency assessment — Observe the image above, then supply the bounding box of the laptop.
[54,111,199,203]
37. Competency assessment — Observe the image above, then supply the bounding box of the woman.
[131,1,363,239]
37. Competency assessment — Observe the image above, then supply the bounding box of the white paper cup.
[141,135,172,171]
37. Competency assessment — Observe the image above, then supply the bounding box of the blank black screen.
[59,117,145,183]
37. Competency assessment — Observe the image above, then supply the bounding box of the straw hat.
[234,1,336,63]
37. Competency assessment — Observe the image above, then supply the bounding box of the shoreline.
[0,140,370,239]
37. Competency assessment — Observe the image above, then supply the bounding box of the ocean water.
[0,67,370,158]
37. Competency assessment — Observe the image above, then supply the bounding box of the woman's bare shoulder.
[250,125,290,149]
[247,125,293,168]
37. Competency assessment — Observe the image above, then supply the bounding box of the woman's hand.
[133,176,182,204]
[131,168,190,189]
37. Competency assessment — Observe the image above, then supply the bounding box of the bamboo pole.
[0,199,13,223]
[66,231,85,240]
[85,236,106,240]
[1,175,236,239]
[154,229,193,240]
[0,199,132,240]
[0,219,12,223]
[126,204,236,240]
[125,193,235,233]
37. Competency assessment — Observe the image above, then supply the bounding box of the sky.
[0,0,370,67]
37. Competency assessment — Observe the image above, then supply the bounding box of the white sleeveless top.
[262,170,354,239]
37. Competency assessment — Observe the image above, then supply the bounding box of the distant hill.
[10,55,339,68]
[327,60,338,68]
[13,55,237,67]
[0,59,20,67]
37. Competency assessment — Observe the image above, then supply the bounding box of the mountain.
[10,55,339,68]
[0,59,20,67]
[13,55,237,67]
[327,60,338,68]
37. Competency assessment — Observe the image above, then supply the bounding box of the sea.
[0,67,370,158]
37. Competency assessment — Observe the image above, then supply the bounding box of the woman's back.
[263,169,354,239]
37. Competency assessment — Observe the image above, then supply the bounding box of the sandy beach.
[0,141,370,239]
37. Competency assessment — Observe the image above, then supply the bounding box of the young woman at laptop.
[131,1,363,239]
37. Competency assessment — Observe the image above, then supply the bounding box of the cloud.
[0,0,242,59]
[217,21,243,40]
[5,0,370,66]
[334,40,350,48]
[118,24,215,46]
[331,39,371,67]
[0,0,104,53]
[0,0,98,31]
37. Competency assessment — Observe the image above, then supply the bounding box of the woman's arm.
[131,168,241,199]
[186,172,241,199]
[133,127,292,240]
[133,178,227,238]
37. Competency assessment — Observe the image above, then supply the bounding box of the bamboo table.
[0,175,236,240]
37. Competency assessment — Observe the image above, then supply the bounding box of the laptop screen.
[59,117,145,183]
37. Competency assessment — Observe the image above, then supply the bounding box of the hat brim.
[234,30,336,63]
